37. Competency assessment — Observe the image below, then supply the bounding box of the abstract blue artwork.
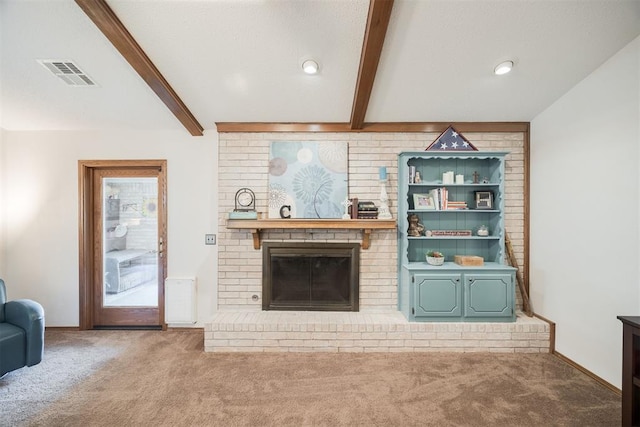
[268,141,348,219]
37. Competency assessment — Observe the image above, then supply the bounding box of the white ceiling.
[1,0,639,133]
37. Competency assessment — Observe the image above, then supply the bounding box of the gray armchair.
[0,279,45,377]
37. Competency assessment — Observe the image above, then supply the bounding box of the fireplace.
[262,242,360,311]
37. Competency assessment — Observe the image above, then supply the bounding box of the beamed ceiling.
[1,0,639,135]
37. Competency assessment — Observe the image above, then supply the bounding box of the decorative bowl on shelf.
[426,251,444,266]
[426,256,444,266]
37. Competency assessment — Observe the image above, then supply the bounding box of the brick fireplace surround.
[204,132,551,353]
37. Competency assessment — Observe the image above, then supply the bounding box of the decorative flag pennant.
[425,126,478,151]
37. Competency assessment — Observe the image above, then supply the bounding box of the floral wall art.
[268,141,348,219]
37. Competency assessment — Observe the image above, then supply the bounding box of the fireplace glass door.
[263,243,359,311]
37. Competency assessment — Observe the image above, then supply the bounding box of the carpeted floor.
[0,330,126,426]
[2,330,621,426]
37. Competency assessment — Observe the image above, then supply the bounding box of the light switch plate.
[205,234,216,245]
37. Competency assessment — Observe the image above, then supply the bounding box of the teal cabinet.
[403,267,515,322]
[413,273,462,318]
[464,273,513,319]
[397,151,516,322]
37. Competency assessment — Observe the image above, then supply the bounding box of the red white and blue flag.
[425,126,477,151]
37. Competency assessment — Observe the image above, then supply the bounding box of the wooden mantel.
[226,219,397,250]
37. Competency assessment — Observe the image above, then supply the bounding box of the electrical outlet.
[205,234,216,245]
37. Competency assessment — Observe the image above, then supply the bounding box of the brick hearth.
[204,311,550,353]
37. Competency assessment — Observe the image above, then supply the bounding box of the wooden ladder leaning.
[505,232,533,317]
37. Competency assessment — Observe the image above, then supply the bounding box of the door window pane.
[103,178,158,307]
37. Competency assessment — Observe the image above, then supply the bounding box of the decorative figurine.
[407,214,425,237]
[341,197,352,219]
[414,171,422,183]
[472,171,480,184]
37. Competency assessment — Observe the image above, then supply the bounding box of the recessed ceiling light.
[494,60,514,76]
[302,60,319,75]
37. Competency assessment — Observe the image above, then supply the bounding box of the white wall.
[0,129,5,276]
[531,36,640,388]
[0,129,219,327]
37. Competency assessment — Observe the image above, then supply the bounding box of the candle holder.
[378,178,392,220]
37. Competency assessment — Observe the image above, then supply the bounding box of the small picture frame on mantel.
[474,191,494,209]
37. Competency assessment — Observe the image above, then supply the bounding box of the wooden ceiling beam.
[216,123,352,133]
[349,0,394,130]
[215,122,530,133]
[75,0,204,136]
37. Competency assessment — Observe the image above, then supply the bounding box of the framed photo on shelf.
[413,193,436,210]
[474,191,494,209]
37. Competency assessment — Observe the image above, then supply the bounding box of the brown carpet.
[15,330,620,426]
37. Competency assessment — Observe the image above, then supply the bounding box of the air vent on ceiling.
[37,60,97,86]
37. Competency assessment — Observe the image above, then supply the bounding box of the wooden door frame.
[78,160,168,330]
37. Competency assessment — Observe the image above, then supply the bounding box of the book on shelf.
[358,213,379,219]
[358,201,377,211]
[349,197,359,219]
[409,166,416,184]
[427,187,450,210]
[447,201,468,210]
[442,187,448,210]
[428,188,439,210]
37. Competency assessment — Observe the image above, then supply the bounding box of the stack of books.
[446,201,468,210]
[426,188,468,210]
[356,200,378,219]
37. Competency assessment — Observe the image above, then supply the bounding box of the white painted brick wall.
[218,132,526,311]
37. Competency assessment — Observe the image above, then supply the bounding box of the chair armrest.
[5,299,45,366]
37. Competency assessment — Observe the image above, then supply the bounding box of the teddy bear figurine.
[407,214,425,237]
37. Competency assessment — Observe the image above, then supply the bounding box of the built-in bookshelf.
[397,151,516,322]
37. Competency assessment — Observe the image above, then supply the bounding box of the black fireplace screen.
[262,242,360,311]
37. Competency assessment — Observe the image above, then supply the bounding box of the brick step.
[204,310,550,353]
